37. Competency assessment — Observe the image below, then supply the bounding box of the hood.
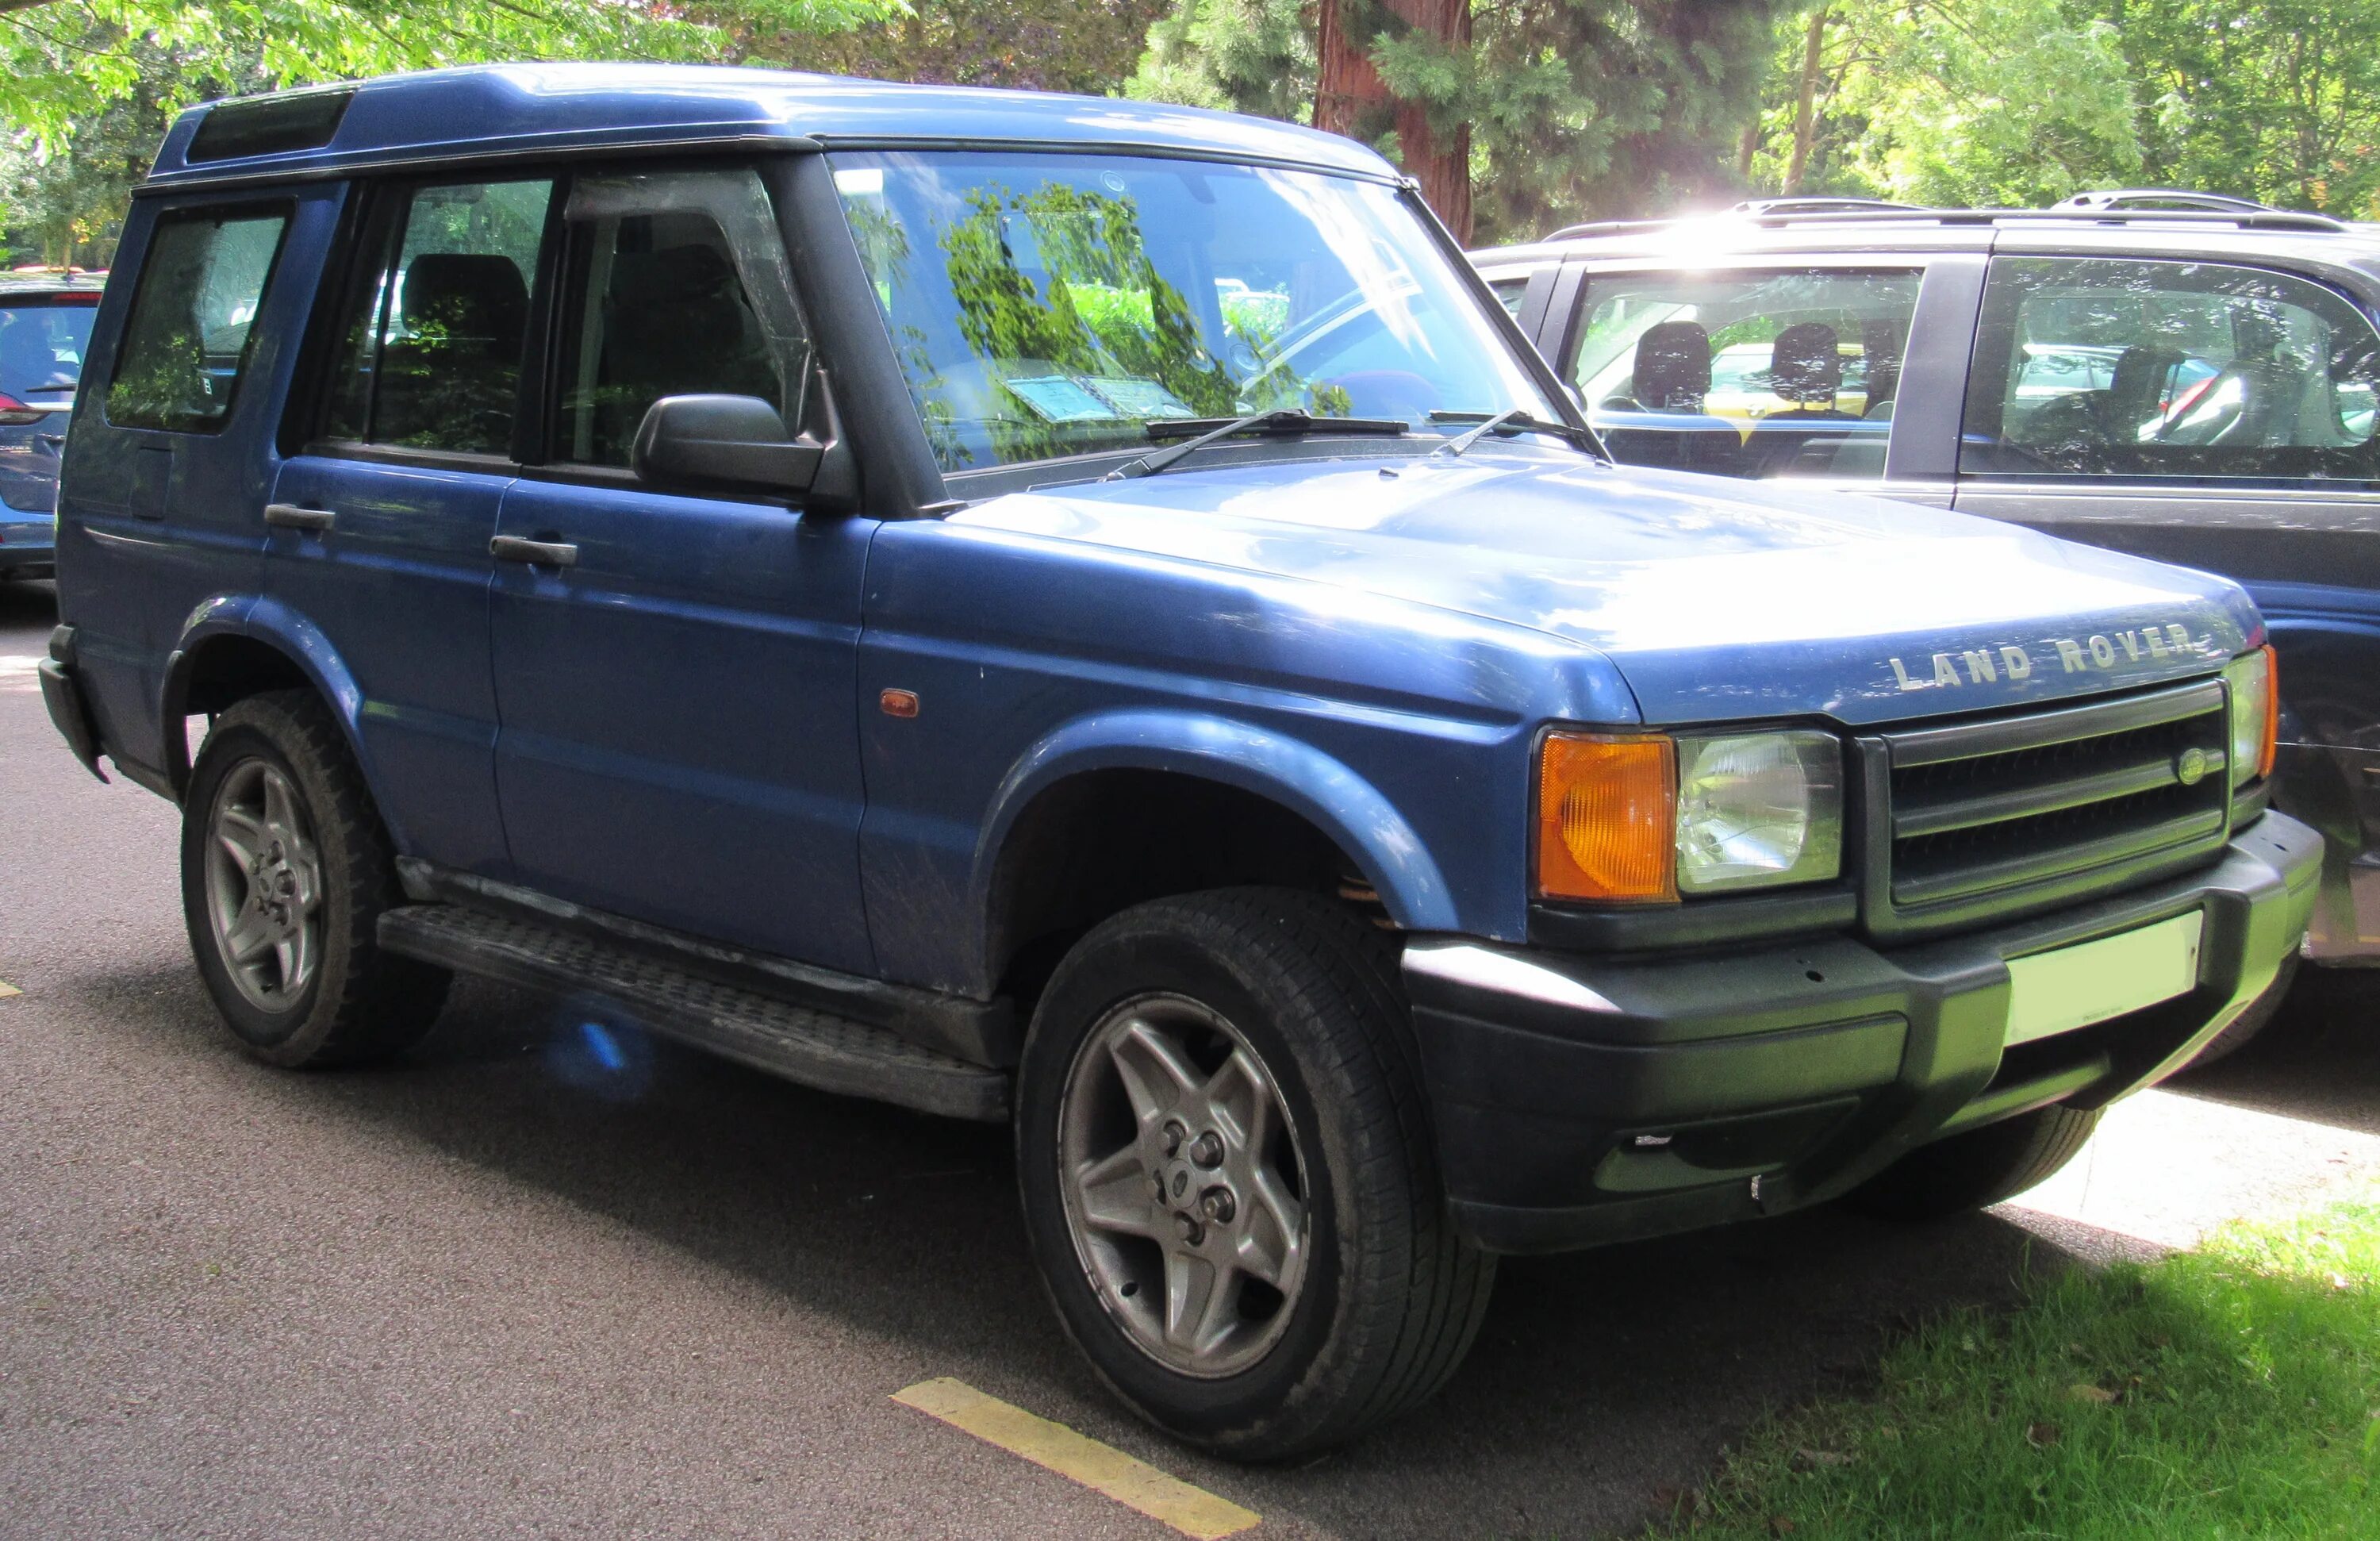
[954,452,2260,727]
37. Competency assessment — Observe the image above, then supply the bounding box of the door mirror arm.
[631,384,857,512]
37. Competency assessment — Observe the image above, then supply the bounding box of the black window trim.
[293,169,563,467]
[102,194,298,437]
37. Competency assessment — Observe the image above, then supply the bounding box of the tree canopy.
[1749,1,2380,219]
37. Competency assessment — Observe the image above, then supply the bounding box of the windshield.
[0,296,97,396]
[829,152,1558,472]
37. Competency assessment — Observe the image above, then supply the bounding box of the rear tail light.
[0,393,43,426]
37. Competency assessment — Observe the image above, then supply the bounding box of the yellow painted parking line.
[0,979,19,997]
[892,1378,1259,1539]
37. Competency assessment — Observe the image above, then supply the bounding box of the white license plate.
[2004,911,2204,1047]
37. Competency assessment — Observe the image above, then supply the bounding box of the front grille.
[1873,679,2230,925]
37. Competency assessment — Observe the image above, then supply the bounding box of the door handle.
[490,534,579,567]
[262,503,336,532]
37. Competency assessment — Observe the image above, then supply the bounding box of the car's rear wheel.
[1015,888,1495,1459]
[1846,1103,2100,1223]
[181,690,448,1066]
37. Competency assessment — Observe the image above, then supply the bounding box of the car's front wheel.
[181,690,448,1067]
[1015,889,1495,1459]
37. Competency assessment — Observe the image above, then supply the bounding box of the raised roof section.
[144,63,1395,189]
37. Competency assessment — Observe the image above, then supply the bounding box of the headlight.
[1675,730,1844,894]
[1535,728,1843,902]
[2222,646,2278,789]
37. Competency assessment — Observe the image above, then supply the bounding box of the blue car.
[0,270,102,579]
[40,67,2318,1456]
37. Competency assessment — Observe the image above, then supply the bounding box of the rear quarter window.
[106,205,291,433]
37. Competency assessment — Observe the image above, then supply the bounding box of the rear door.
[60,194,310,781]
[486,163,875,973]
[1950,250,2380,953]
[267,174,556,873]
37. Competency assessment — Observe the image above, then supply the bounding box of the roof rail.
[2052,188,2273,213]
[1541,205,2352,242]
[1729,195,1922,217]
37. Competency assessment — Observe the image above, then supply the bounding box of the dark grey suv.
[0,270,102,578]
[1476,205,2380,973]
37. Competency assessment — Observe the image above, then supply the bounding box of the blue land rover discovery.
[40,65,2320,1458]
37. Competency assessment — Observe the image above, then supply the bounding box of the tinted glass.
[0,297,98,395]
[324,178,551,455]
[1962,256,2380,482]
[1570,267,1921,481]
[552,168,811,467]
[106,207,288,432]
[831,152,1558,472]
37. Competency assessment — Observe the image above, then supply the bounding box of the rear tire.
[1015,888,1495,1459]
[1847,1104,2100,1223]
[180,690,448,1066]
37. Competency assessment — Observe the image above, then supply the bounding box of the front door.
[487,164,875,973]
[267,175,557,873]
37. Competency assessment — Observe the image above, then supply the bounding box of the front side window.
[106,206,290,432]
[1569,267,1922,481]
[323,177,552,455]
[551,167,812,467]
[1962,256,2380,482]
[830,152,1558,472]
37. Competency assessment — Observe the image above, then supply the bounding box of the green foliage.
[771,0,1169,94]
[0,0,892,267]
[1132,0,1798,244]
[1128,0,1311,121]
[1666,1193,2380,1538]
[2116,0,2380,219]
[1757,1,2380,218]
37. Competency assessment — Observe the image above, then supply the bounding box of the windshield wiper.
[1428,409,1606,461]
[1107,409,1409,480]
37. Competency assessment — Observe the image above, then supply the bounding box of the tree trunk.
[1783,6,1829,195]
[1314,0,1473,242]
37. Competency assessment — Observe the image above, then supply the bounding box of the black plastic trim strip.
[394,859,1019,1066]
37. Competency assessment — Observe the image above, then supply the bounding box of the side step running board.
[379,905,1009,1122]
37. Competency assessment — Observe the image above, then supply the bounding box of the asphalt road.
[3,575,2374,1540]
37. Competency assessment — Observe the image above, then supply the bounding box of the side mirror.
[631,392,854,508]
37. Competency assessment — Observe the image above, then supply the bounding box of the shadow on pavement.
[0,576,57,632]
[2168,966,2380,1137]
[48,968,2112,1536]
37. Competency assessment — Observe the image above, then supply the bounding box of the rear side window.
[1962,256,2380,482]
[1569,267,1922,482]
[106,206,290,432]
[322,177,555,456]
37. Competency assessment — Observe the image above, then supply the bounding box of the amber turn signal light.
[1537,732,1677,903]
[2255,644,2278,780]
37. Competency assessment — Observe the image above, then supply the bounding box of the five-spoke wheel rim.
[202,759,324,1013]
[1057,993,1310,1379]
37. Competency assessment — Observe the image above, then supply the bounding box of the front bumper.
[1406,811,2324,1255]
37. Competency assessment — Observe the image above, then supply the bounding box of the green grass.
[1659,1192,2380,1539]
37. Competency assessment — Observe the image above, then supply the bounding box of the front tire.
[1015,889,1495,1459]
[181,690,448,1067]
[1847,1103,2100,1223]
